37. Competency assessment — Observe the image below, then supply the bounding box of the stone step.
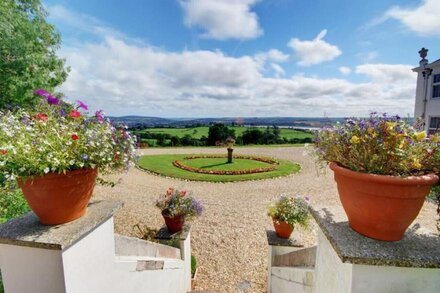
[114,234,181,259]
[270,266,315,293]
[115,255,184,271]
[273,246,317,267]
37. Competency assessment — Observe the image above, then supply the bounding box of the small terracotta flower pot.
[330,162,439,241]
[17,168,98,225]
[162,213,185,233]
[272,218,294,239]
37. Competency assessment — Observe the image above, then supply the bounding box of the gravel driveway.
[93,146,438,293]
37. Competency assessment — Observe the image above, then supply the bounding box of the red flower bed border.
[172,155,279,175]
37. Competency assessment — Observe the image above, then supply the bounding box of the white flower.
[69,160,75,165]
[44,167,50,174]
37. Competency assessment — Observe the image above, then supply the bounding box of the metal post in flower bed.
[225,137,235,164]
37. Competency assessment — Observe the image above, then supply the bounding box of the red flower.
[114,154,120,161]
[71,134,79,141]
[69,110,81,119]
[0,149,7,155]
[35,113,48,121]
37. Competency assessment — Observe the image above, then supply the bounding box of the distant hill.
[108,116,346,128]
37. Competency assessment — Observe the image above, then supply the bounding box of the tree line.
[131,124,313,147]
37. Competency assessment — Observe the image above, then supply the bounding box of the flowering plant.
[314,113,440,176]
[0,89,137,181]
[267,195,310,228]
[156,188,204,219]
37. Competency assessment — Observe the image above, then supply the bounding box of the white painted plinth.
[0,201,191,293]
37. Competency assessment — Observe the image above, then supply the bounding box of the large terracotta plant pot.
[330,162,438,241]
[17,168,98,225]
[162,213,185,233]
[272,218,294,239]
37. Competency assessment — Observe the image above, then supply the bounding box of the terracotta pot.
[272,218,294,239]
[17,168,98,225]
[162,213,185,233]
[330,162,439,241]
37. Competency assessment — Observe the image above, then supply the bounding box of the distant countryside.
[130,124,314,147]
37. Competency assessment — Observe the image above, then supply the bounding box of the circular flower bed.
[173,155,279,175]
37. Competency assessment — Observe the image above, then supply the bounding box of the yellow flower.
[412,158,422,169]
[350,136,360,144]
[368,128,374,134]
[430,134,440,143]
[386,122,396,130]
[414,131,426,141]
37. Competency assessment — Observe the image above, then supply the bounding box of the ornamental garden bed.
[173,155,279,175]
[137,154,300,182]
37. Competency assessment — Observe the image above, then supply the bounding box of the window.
[433,74,440,99]
[429,117,440,134]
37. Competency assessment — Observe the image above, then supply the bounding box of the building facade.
[413,48,440,134]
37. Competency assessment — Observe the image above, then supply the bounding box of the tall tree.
[0,0,69,108]
[207,124,235,146]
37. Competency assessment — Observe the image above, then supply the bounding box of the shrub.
[313,113,440,176]
[267,196,311,228]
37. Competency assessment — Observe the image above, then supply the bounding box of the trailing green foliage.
[0,0,69,108]
[191,255,197,276]
[0,188,29,224]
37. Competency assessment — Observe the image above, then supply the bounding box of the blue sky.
[43,0,440,117]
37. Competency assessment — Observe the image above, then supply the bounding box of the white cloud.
[386,0,440,36]
[339,66,351,75]
[51,6,417,118]
[60,36,416,117]
[270,63,285,78]
[255,49,289,64]
[179,0,262,40]
[288,30,342,66]
[355,64,414,84]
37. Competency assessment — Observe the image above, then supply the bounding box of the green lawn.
[139,126,313,140]
[137,154,300,182]
[183,157,270,171]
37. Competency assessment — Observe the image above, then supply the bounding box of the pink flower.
[76,100,88,110]
[69,110,81,119]
[95,110,104,122]
[47,95,59,105]
[34,89,50,97]
[34,113,48,121]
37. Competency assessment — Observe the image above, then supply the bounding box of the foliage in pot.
[314,113,440,241]
[191,255,198,290]
[0,90,137,224]
[156,188,204,233]
[267,195,310,239]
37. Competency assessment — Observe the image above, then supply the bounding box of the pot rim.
[329,162,439,186]
[17,168,98,184]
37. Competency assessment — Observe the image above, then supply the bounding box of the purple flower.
[82,154,89,160]
[34,89,50,97]
[21,116,29,125]
[76,100,88,110]
[95,110,104,122]
[60,109,66,117]
[191,199,204,217]
[47,95,59,105]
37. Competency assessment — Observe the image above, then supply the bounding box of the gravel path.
[93,146,438,293]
